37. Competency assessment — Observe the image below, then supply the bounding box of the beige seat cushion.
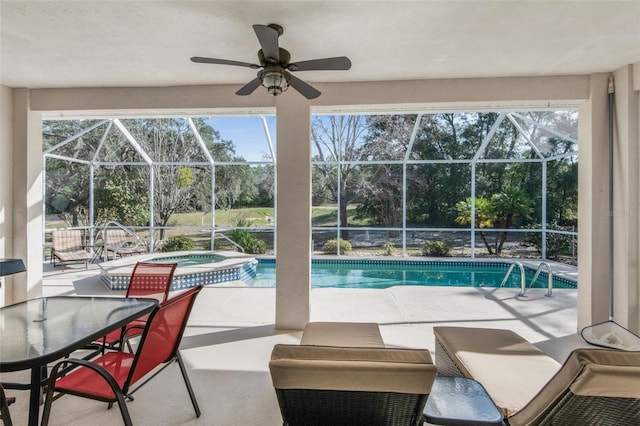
[509,348,640,426]
[435,326,560,416]
[270,344,436,394]
[300,321,385,348]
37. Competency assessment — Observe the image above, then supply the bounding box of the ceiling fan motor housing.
[258,48,291,67]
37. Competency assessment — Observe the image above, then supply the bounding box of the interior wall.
[612,64,640,333]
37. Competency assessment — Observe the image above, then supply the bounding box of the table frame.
[0,296,157,426]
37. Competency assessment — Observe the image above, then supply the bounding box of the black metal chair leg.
[0,384,14,426]
[176,352,201,417]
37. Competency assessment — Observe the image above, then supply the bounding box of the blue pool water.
[245,259,576,289]
[146,253,225,267]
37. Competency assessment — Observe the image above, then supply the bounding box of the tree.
[311,115,369,235]
[123,119,206,240]
[354,115,415,227]
[455,197,495,254]
[455,186,533,255]
[94,174,149,226]
[43,120,107,226]
[491,186,534,253]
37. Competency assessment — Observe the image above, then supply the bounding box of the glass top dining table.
[0,296,158,426]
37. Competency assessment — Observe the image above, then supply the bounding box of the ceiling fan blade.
[253,25,280,62]
[288,56,352,72]
[191,56,260,69]
[235,77,263,96]
[287,74,321,99]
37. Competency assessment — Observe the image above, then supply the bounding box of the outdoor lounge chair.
[506,347,640,425]
[434,326,640,425]
[41,285,203,426]
[269,344,437,426]
[51,230,92,269]
[103,229,146,260]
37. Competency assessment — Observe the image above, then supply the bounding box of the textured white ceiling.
[1,0,639,90]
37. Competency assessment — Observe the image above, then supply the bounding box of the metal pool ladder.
[500,262,526,296]
[528,261,554,298]
[501,261,554,297]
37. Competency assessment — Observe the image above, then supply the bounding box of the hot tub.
[99,250,258,291]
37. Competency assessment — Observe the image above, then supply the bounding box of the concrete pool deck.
[5,258,588,425]
[42,258,584,359]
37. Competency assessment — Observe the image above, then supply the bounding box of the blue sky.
[205,116,276,162]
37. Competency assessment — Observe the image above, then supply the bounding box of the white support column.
[577,74,611,330]
[12,89,44,302]
[275,93,311,329]
[612,64,640,333]
[0,85,15,306]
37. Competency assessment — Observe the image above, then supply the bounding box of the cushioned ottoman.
[300,321,385,348]
[269,344,436,425]
[434,326,561,417]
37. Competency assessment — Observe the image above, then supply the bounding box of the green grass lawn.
[45,205,366,229]
[164,206,361,227]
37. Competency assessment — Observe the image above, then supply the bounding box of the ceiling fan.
[190,24,351,100]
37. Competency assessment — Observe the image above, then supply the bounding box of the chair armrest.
[47,357,122,394]
[119,324,147,352]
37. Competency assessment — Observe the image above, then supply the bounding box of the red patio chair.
[98,261,177,352]
[41,285,203,426]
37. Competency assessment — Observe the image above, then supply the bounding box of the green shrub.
[322,238,352,254]
[244,238,267,254]
[160,235,195,252]
[226,228,267,254]
[525,222,576,256]
[421,240,451,256]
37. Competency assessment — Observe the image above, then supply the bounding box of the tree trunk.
[339,197,349,239]
[479,231,494,255]
[496,214,513,255]
[72,207,79,227]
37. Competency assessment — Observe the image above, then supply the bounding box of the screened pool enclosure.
[43,111,578,262]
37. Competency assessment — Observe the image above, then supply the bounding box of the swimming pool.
[246,259,577,289]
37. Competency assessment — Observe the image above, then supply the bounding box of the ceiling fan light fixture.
[261,70,288,96]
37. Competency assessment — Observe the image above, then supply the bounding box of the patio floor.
[4,260,588,425]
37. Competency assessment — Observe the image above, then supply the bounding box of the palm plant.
[456,186,533,255]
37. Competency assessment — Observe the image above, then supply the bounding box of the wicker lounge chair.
[507,347,640,425]
[434,327,640,425]
[51,230,92,269]
[269,344,437,426]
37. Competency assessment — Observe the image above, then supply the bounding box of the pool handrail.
[500,261,527,296]
[102,221,145,253]
[528,261,554,298]
[214,233,245,253]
